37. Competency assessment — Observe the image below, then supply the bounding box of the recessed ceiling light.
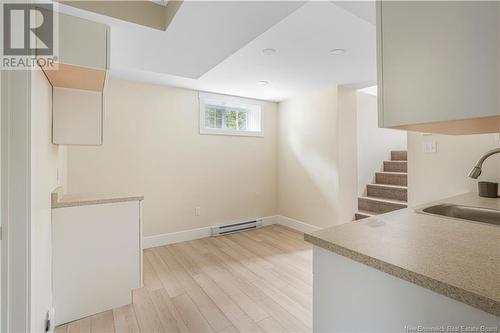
[329,48,346,55]
[262,48,276,56]
[257,81,269,86]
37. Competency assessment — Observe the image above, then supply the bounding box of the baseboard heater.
[211,219,262,236]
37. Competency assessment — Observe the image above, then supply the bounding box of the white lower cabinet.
[52,201,142,325]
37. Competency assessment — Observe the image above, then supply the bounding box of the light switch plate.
[422,141,437,153]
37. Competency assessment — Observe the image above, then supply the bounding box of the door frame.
[1,69,32,333]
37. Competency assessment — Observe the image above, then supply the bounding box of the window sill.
[199,128,264,137]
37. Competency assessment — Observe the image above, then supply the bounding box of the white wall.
[66,79,278,237]
[277,86,357,228]
[408,132,500,206]
[63,78,500,238]
[30,69,67,332]
[356,92,407,195]
[337,87,359,224]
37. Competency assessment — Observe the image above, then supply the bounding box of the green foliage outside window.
[205,106,247,130]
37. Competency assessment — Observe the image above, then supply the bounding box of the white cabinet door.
[42,12,109,145]
[52,201,141,325]
[378,1,499,130]
[57,12,109,70]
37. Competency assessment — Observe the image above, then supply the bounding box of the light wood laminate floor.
[56,225,312,333]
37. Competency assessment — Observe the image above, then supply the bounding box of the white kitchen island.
[305,193,500,332]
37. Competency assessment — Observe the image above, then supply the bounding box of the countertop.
[304,193,500,317]
[51,187,144,208]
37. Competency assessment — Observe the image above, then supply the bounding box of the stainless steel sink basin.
[418,204,500,226]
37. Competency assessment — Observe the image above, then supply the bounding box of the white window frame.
[199,92,264,137]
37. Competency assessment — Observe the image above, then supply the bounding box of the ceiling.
[332,1,376,25]
[56,1,376,102]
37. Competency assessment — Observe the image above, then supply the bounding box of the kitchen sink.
[417,204,500,226]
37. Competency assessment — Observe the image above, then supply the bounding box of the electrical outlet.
[195,207,201,216]
[422,141,437,153]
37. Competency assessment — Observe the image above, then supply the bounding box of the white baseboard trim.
[261,215,280,226]
[143,216,277,249]
[143,226,212,249]
[143,215,320,249]
[273,215,322,234]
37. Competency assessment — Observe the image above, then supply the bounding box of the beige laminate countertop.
[51,187,144,208]
[304,193,500,317]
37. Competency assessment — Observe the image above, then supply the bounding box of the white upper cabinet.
[377,1,500,134]
[38,11,110,92]
[41,12,109,145]
[57,13,109,71]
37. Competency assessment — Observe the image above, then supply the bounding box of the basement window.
[199,92,263,137]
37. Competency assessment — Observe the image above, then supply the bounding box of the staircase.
[355,150,408,220]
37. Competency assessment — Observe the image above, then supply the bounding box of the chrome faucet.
[468,148,500,179]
